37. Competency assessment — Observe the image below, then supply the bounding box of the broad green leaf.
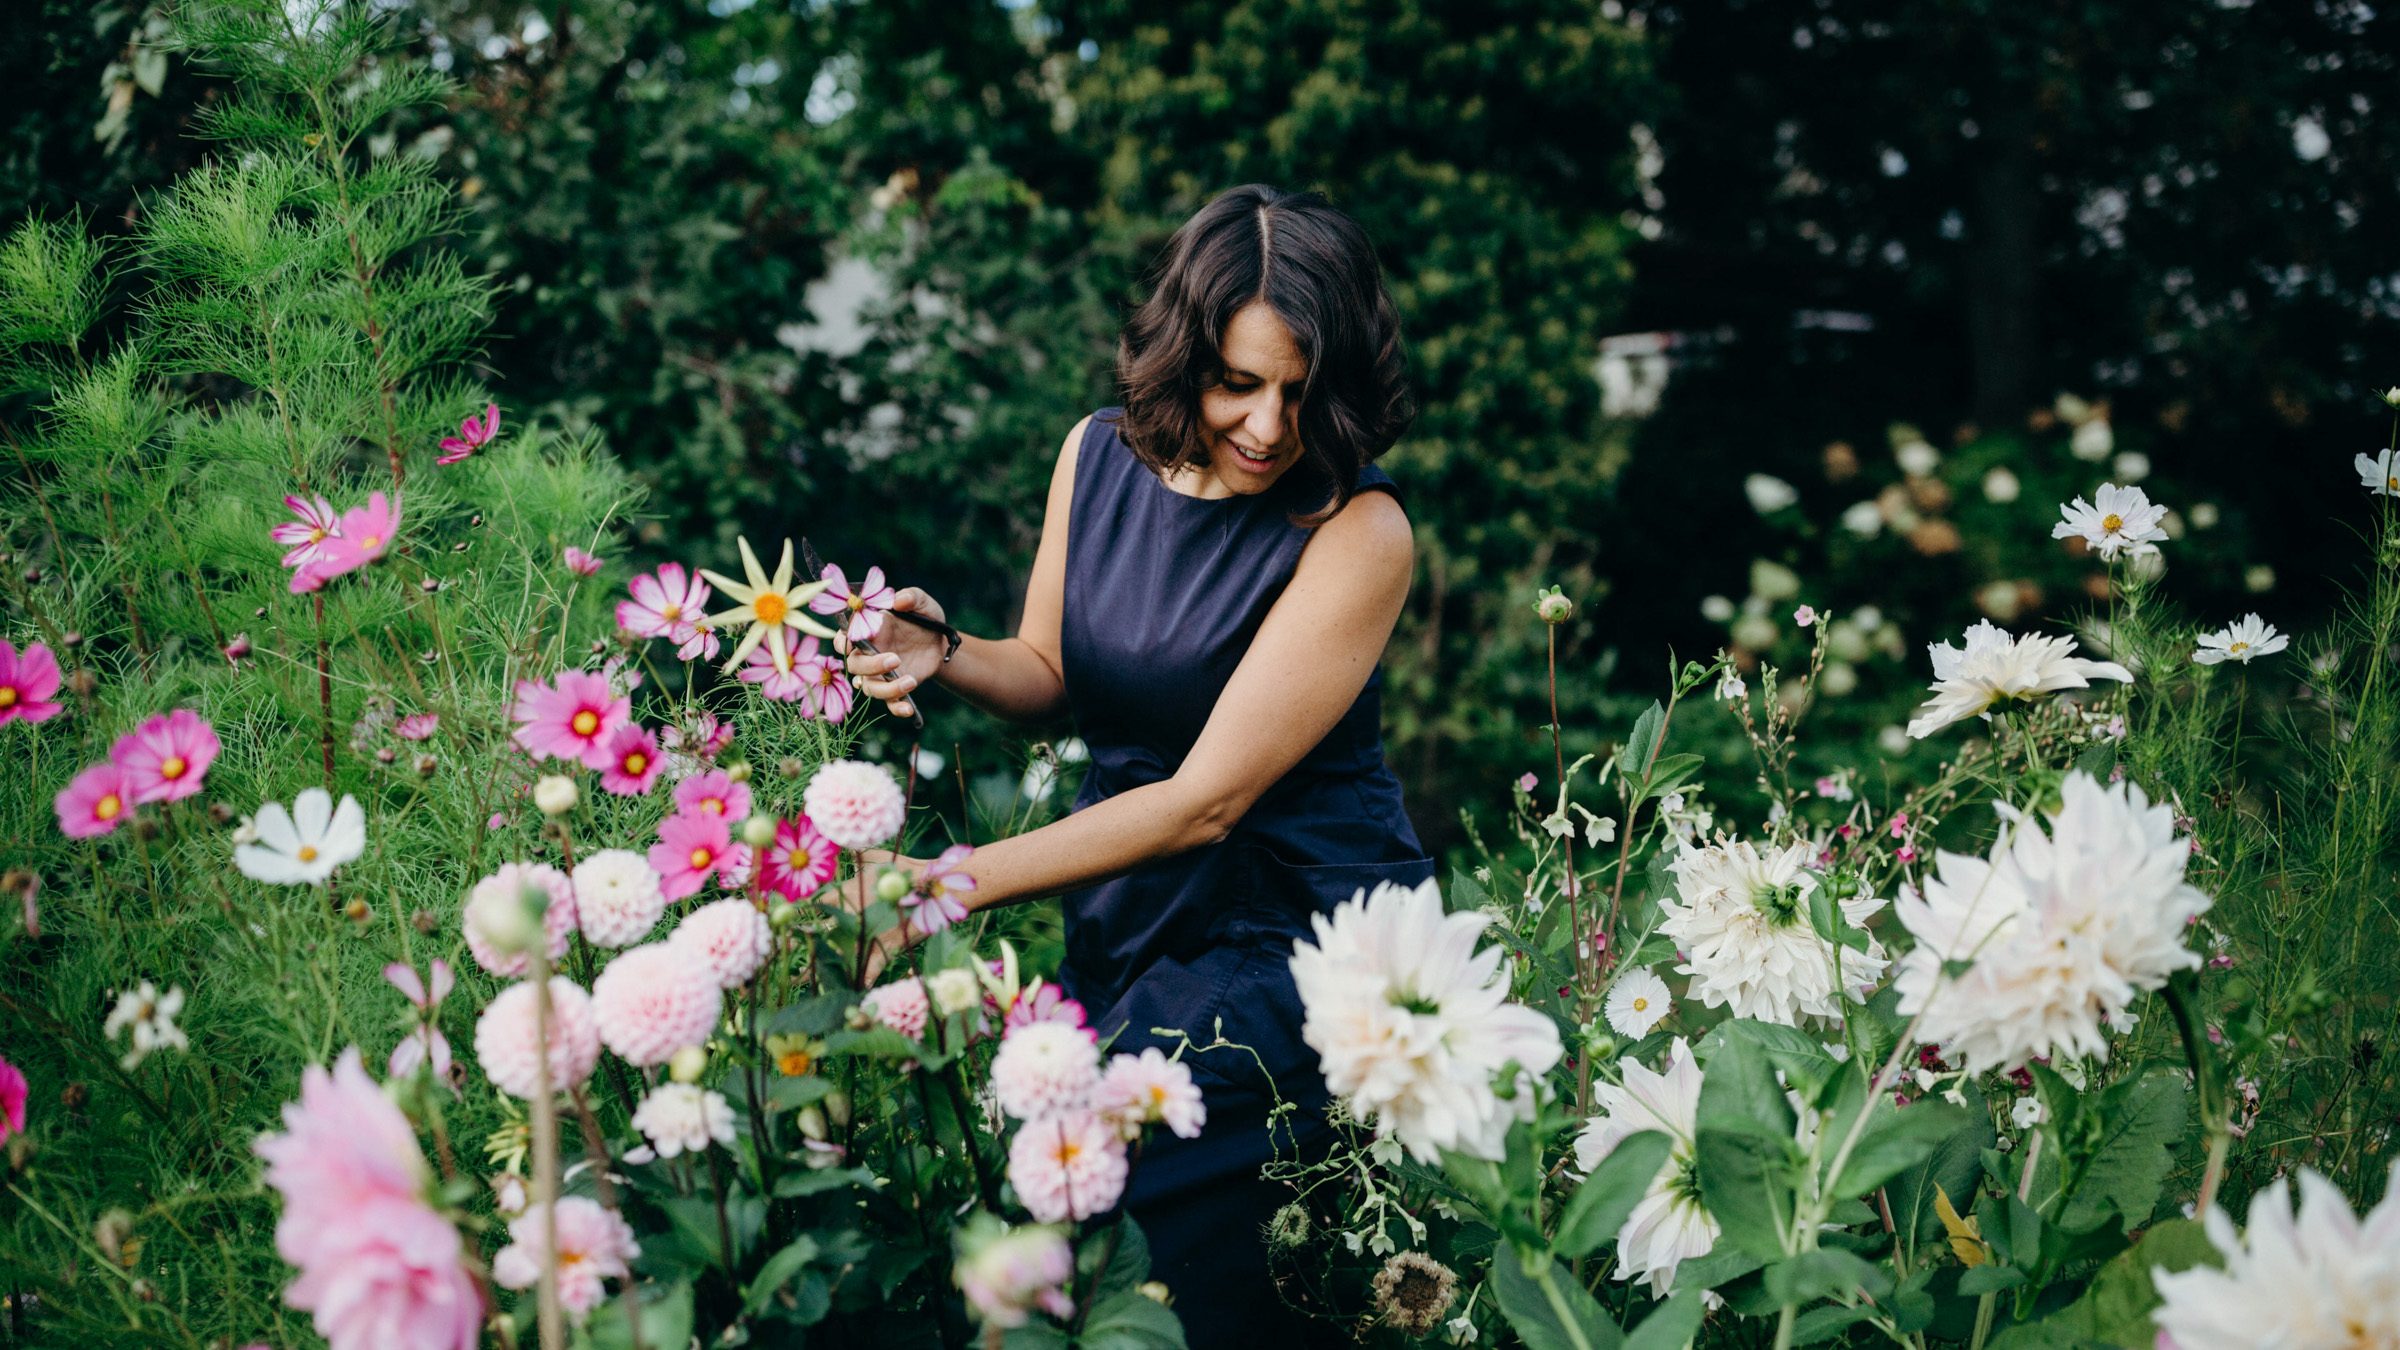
[1763,1248,1892,1307]
[2056,1070,2190,1231]
[1492,1249,1626,1350]
[1081,1218,1154,1300]
[585,1280,695,1350]
[1077,1289,1187,1350]
[1694,1125,1800,1263]
[743,1236,819,1318]
[1793,1304,1872,1344]
[1884,1100,1996,1255]
[1988,1219,2220,1349]
[1623,1287,1708,1350]
[1833,1098,1975,1200]
[1555,1130,1673,1258]
[1624,701,1667,775]
[774,1165,876,1197]
[1695,1023,1799,1137]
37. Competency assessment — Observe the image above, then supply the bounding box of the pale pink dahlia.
[863,976,932,1040]
[460,862,578,977]
[572,848,668,948]
[954,1218,1075,1329]
[597,723,664,796]
[801,759,906,850]
[989,1021,1101,1122]
[473,978,602,1100]
[111,708,220,804]
[510,669,630,770]
[491,1196,638,1323]
[649,809,735,902]
[671,769,751,823]
[760,815,839,901]
[1093,1047,1207,1140]
[1006,1109,1128,1223]
[671,897,772,988]
[592,943,723,1066]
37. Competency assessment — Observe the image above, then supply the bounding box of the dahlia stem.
[1528,1255,1597,1350]
[568,1087,649,1350]
[528,951,566,1350]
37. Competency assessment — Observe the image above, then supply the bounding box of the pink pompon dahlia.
[671,897,773,989]
[802,652,856,722]
[562,546,603,577]
[473,978,602,1100]
[511,669,630,770]
[460,861,578,977]
[305,492,401,586]
[0,640,63,726]
[739,637,812,703]
[597,723,664,797]
[672,770,750,823]
[649,809,735,902]
[1093,1047,1207,1140]
[0,1054,26,1143]
[989,1021,1100,1122]
[55,758,134,838]
[905,843,976,935]
[272,493,343,573]
[808,563,897,643]
[591,943,723,1066]
[760,816,839,901]
[801,759,907,851]
[572,848,668,949]
[111,708,220,805]
[436,403,499,467]
[1006,1109,1129,1224]
[617,563,719,663]
[862,977,931,1040]
[955,1218,1077,1329]
[491,1197,637,1324]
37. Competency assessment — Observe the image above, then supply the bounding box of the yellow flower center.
[1148,1084,1168,1105]
[96,793,123,820]
[298,845,319,862]
[2229,642,2249,655]
[309,527,327,543]
[160,755,186,780]
[623,752,648,775]
[2388,475,2398,491]
[662,603,682,621]
[571,710,599,736]
[0,688,15,708]
[1631,996,1650,1012]
[689,847,714,869]
[2100,513,2123,534]
[1055,1139,1082,1165]
[847,595,866,612]
[701,798,724,814]
[777,1050,814,1077]
[753,593,788,625]
[359,534,382,552]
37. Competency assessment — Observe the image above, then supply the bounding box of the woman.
[844,183,1430,1347]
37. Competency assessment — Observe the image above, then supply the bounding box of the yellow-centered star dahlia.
[699,537,837,675]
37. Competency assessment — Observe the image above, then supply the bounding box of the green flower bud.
[532,775,578,816]
[667,1045,708,1083]
[740,814,777,848]
[875,867,912,904]
[1533,585,1574,625]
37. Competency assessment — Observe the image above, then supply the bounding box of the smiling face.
[1176,300,1309,500]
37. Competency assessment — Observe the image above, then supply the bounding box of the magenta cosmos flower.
[271,494,342,574]
[55,759,134,837]
[649,810,736,901]
[511,669,630,770]
[672,769,750,823]
[808,563,897,642]
[0,1054,26,1143]
[616,562,718,663]
[0,640,62,726]
[760,816,838,901]
[436,403,499,466]
[739,637,813,703]
[395,713,439,741]
[597,723,664,796]
[111,709,220,804]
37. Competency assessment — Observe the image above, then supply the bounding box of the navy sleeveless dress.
[1057,408,1435,1346]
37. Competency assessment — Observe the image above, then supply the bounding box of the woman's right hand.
[835,587,948,720]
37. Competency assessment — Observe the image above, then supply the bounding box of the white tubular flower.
[2152,1161,2400,1350]
[1905,620,2133,739]
[1892,771,2211,1073]
[1658,839,1886,1026]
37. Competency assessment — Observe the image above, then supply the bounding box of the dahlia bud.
[822,1089,852,1128]
[416,754,437,776]
[796,1105,830,1142]
[725,760,752,783]
[1533,585,1574,625]
[60,631,83,649]
[533,775,579,816]
[206,801,235,826]
[667,1045,709,1084]
[375,747,397,764]
[2383,386,2400,408]
[474,884,546,958]
[419,577,440,594]
[740,814,776,848]
[875,868,911,904]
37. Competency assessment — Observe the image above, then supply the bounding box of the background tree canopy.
[7,0,2392,855]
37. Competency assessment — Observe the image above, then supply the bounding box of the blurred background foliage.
[6,0,2395,854]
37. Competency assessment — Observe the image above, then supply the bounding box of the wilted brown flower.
[1371,1251,1458,1337]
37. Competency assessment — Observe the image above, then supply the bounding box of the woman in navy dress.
[843,184,1430,1348]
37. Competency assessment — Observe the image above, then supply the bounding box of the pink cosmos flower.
[1093,1047,1207,1140]
[491,1197,637,1323]
[802,652,856,721]
[511,669,630,770]
[671,897,772,989]
[383,959,456,1087]
[597,723,664,796]
[395,713,439,741]
[1003,981,1092,1038]
[435,404,499,466]
[808,563,897,642]
[300,493,400,589]
[0,1055,25,1143]
[1006,1109,1128,1223]
[672,770,750,823]
[562,546,602,577]
[272,493,344,574]
[473,978,602,1100]
[760,816,838,901]
[649,810,734,902]
[801,760,906,851]
[862,977,931,1039]
[905,843,976,935]
[0,641,63,726]
[739,638,812,703]
[112,708,220,805]
[616,563,719,663]
[591,943,723,1066]
[56,759,133,837]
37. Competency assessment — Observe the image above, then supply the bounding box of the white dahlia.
[1658,839,1886,1026]
[2152,1161,2400,1350]
[1572,1039,1719,1299]
[572,848,668,949]
[670,897,772,988]
[988,1021,1101,1122]
[1905,620,2133,739]
[630,1082,737,1159]
[1891,771,2211,1073]
[1289,878,1562,1164]
[2051,482,2169,560]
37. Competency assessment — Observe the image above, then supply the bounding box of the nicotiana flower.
[55,759,135,838]
[104,981,188,1069]
[992,1021,1103,1121]
[0,640,62,726]
[462,861,579,975]
[802,759,907,850]
[672,769,751,823]
[1892,771,2212,1072]
[492,1197,639,1324]
[1007,1109,1129,1223]
[473,978,601,1101]
[511,669,630,770]
[760,815,839,901]
[272,493,343,573]
[234,788,367,885]
[597,723,664,796]
[954,1216,1075,1329]
[2193,614,2289,666]
[113,708,220,804]
[1290,878,1564,1163]
[2356,448,2399,497]
[699,536,838,675]
[617,562,719,663]
[436,403,499,466]
[1573,1039,1719,1298]
[1905,620,2133,739]
[631,1082,738,1158]
[808,563,897,642]
[2051,483,2168,560]
[1604,968,1675,1040]
[592,943,723,1066]
[1659,838,1887,1026]
[670,897,772,988]
[2152,1161,2400,1350]
[1092,1047,1206,1140]
[650,810,736,902]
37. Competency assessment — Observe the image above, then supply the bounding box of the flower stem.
[528,951,566,1350]
[313,590,335,787]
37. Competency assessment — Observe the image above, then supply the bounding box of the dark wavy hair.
[1115,184,1414,524]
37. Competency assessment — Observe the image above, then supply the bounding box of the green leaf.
[1763,1248,1892,1307]
[1805,884,1872,952]
[1622,1287,1708,1350]
[824,1026,925,1062]
[585,1280,694,1350]
[1451,864,1492,911]
[1492,1249,1626,1350]
[1077,1288,1188,1350]
[1624,700,1667,774]
[2056,1070,2190,1232]
[774,1165,876,1197]
[1081,1219,1154,1301]
[1695,1022,1800,1137]
[1791,1305,1872,1345]
[1706,1019,1849,1104]
[1956,1264,2026,1296]
[1671,1242,1767,1291]
[1641,752,1705,802]
[1001,1325,1073,1350]
[743,1236,819,1319]
[1988,1219,2220,1349]
[1695,1125,1800,1264]
[1884,1095,1996,1252]
[1555,1130,1674,1258]
[1833,1098,1975,1200]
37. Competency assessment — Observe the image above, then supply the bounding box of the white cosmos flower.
[2051,483,2169,560]
[103,981,189,1069]
[2357,448,2400,497]
[1891,771,2210,1073]
[2193,614,2288,666]
[1603,968,1674,1040]
[1743,474,1798,514]
[1290,878,1563,1163]
[1659,839,1887,1026]
[2152,1161,2400,1350]
[233,788,367,885]
[1573,1039,1718,1299]
[1905,620,2134,739]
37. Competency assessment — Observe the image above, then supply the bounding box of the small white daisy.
[2193,614,2288,666]
[104,981,189,1069]
[2051,482,2168,560]
[1603,968,1674,1040]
